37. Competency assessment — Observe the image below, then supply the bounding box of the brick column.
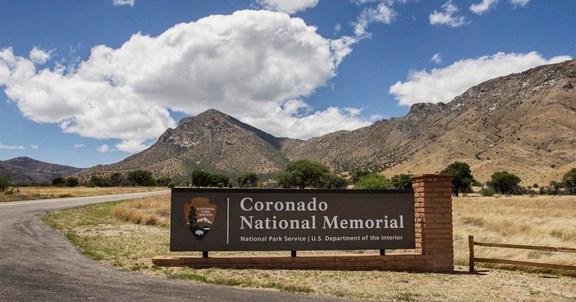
[412,174,454,272]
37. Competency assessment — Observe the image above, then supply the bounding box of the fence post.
[469,235,475,273]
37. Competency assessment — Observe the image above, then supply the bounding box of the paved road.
[0,192,357,302]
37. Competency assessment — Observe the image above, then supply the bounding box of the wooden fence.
[468,235,576,273]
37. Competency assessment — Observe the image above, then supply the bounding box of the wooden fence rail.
[468,235,576,273]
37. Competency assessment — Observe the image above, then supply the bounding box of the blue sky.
[0,0,574,168]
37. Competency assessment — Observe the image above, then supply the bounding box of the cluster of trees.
[191,170,260,188]
[440,162,576,196]
[51,170,172,188]
[349,169,413,190]
[87,170,172,187]
[190,160,414,190]
[274,160,347,189]
[4,159,576,195]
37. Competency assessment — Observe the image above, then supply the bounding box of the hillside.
[383,59,576,185]
[0,157,82,185]
[77,109,303,180]
[77,60,576,186]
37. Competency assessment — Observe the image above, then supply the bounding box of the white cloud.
[510,0,530,7]
[29,47,51,64]
[97,144,110,154]
[389,52,572,106]
[0,10,366,152]
[243,100,374,140]
[430,1,467,28]
[354,2,397,38]
[0,143,25,150]
[74,144,86,148]
[470,0,529,14]
[30,144,39,150]
[470,0,499,15]
[113,0,134,7]
[334,23,342,33]
[431,53,442,64]
[255,0,318,14]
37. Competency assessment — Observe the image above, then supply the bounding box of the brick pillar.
[412,174,454,272]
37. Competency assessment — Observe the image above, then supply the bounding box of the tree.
[0,174,12,192]
[51,176,66,187]
[191,170,211,187]
[156,177,172,187]
[354,174,390,190]
[351,170,371,184]
[110,172,125,186]
[488,171,521,194]
[275,160,330,189]
[320,173,349,189]
[89,175,110,187]
[209,173,230,188]
[65,177,79,187]
[237,172,259,187]
[441,162,475,196]
[562,168,576,194]
[391,174,413,190]
[127,169,156,186]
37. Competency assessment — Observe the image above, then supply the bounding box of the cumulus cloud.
[354,1,397,38]
[431,53,442,64]
[29,47,51,64]
[255,0,318,14]
[113,0,134,7]
[0,143,25,150]
[0,10,367,152]
[242,100,374,139]
[430,0,467,28]
[389,52,572,106]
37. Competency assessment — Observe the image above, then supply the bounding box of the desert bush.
[480,187,496,196]
[354,174,390,190]
[66,177,80,187]
[237,172,259,187]
[127,170,156,187]
[563,168,576,194]
[390,173,412,190]
[0,174,12,192]
[52,176,66,187]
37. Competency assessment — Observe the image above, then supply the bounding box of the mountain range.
[0,157,82,185]
[5,60,576,186]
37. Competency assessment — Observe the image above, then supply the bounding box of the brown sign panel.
[171,188,415,251]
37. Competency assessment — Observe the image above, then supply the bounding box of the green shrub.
[480,187,496,196]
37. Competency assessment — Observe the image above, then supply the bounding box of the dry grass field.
[453,195,576,273]
[43,193,576,301]
[0,186,167,202]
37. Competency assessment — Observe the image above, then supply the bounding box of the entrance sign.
[171,188,415,251]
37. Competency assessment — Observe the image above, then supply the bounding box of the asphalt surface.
[0,192,358,302]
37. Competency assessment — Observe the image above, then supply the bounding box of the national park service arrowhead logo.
[184,197,217,241]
